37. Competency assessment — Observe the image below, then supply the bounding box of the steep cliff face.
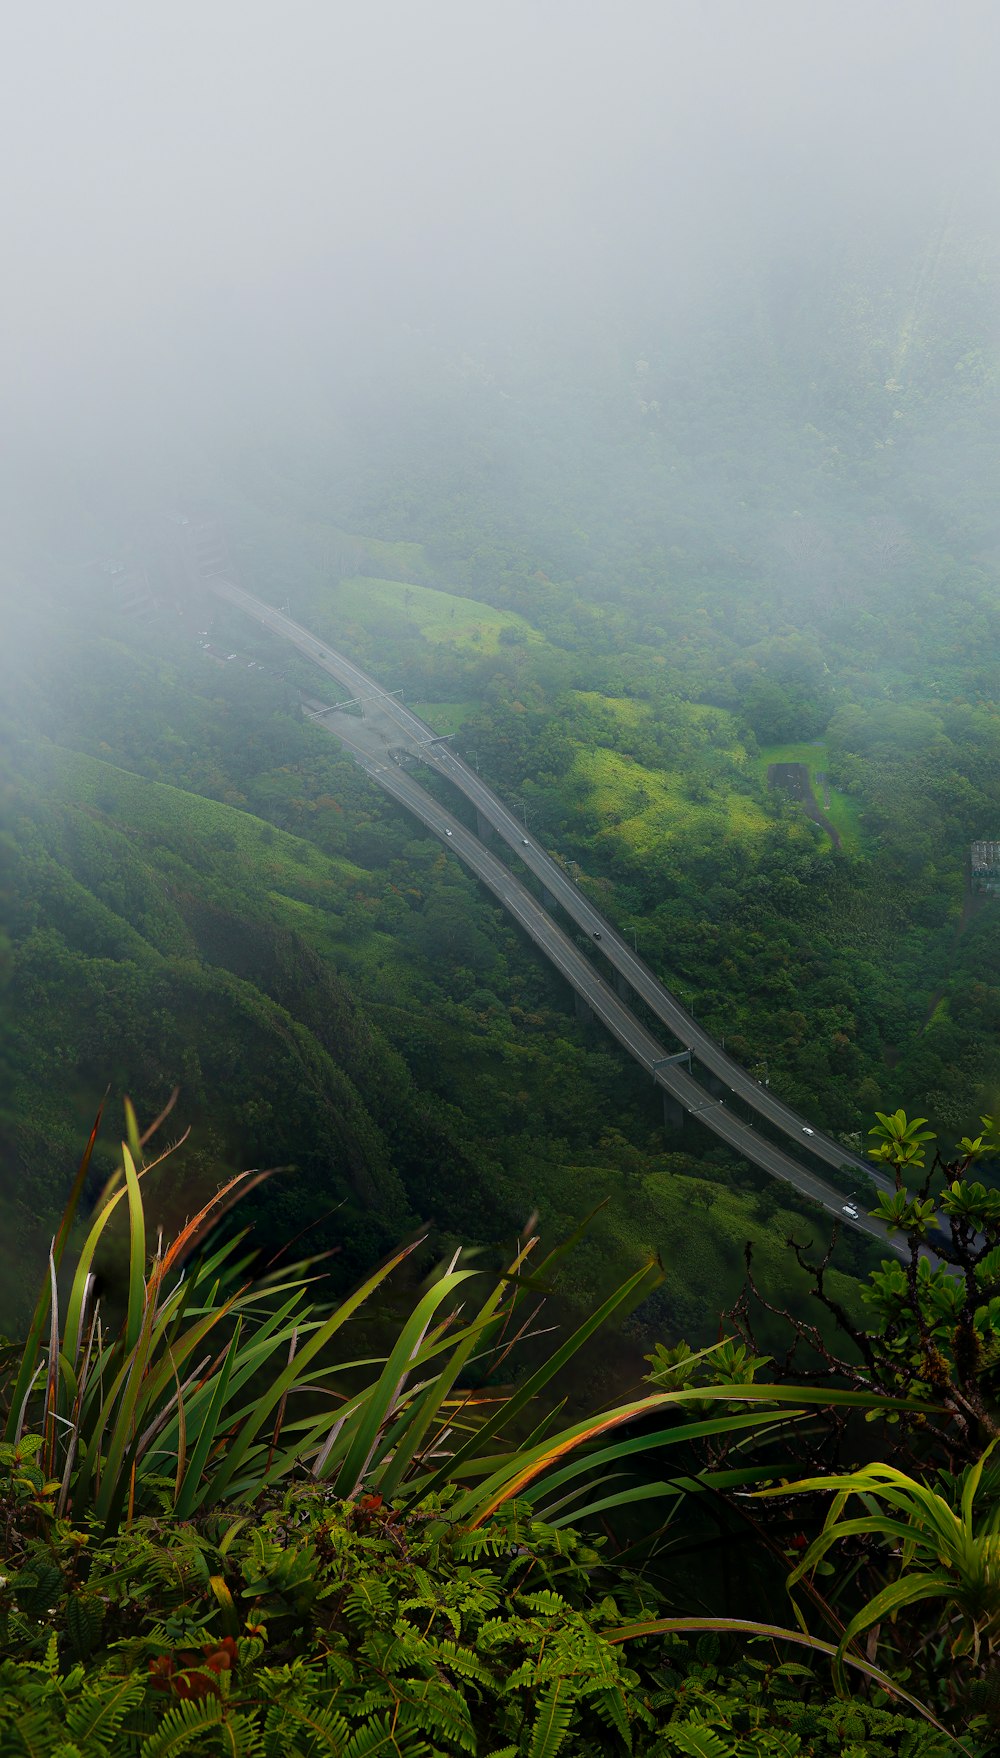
[3,753,534,1317]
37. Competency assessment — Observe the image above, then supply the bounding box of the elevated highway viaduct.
[309,709,916,1259]
[204,572,965,1271]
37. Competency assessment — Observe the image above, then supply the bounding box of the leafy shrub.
[0,1477,963,1757]
[2,1104,864,1537]
[0,1103,981,1752]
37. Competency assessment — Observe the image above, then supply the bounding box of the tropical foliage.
[0,1469,967,1757]
[767,1444,1000,1699]
[6,1105,1000,1752]
[10,223,1000,1755]
[7,1102,876,1540]
[719,1109,1000,1474]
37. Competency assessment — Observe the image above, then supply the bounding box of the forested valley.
[6,232,1000,1349]
[8,9,1000,1742]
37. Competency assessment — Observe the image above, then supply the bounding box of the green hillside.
[3,586,884,1347]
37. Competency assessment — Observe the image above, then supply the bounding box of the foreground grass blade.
[123,1098,143,1166]
[378,1241,538,1500]
[409,1257,662,1509]
[201,1241,422,1505]
[175,1319,243,1517]
[121,1146,146,1356]
[60,1186,135,1398]
[4,1100,105,1442]
[518,1408,802,1507]
[329,1266,476,1498]
[42,1250,61,1478]
[445,1384,937,1528]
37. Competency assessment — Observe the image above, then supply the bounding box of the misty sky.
[2,1,999,467]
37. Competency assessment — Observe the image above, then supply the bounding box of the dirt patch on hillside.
[767,762,841,849]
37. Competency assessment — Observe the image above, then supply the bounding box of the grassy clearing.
[755,739,829,769]
[570,746,773,859]
[411,700,477,734]
[571,690,652,728]
[685,701,751,751]
[924,994,950,1030]
[321,576,544,657]
[354,534,428,579]
[570,693,747,759]
[755,739,865,853]
[821,788,865,848]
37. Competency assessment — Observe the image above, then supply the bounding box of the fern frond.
[342,1714,430,1755]
[64,1593,106,1662]
[344,1578,394,1627]
[397,1680,478,1752]
[450,1528,508,1562]
[64,1676,145,1749]
[262,1732,310,1758]
[528,1680,576,1758]
[516,1590,569,1618]
[214,1710,267,1758]
[425,1636,494,1687]
[267,1701,353,1753]
[589,1684,632,1750]
[138,1694,225,1757]
[667,1722,734,1758]
[4,1706,62,1758]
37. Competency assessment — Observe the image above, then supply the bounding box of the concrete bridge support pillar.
[542,887,558,913]
[615,971,632,1004]
[662,1093,686,1133]
[574,992,594,1025]
[476,809,494,841]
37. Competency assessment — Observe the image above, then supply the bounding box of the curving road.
[311,709,908,1256]
[209,575,892,1198]
[200,574,929,1261]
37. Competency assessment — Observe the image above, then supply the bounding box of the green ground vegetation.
[754,739,865,852]
[306,574,544,663]
[410,701,477,735]
[4,1111,1000,1754]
